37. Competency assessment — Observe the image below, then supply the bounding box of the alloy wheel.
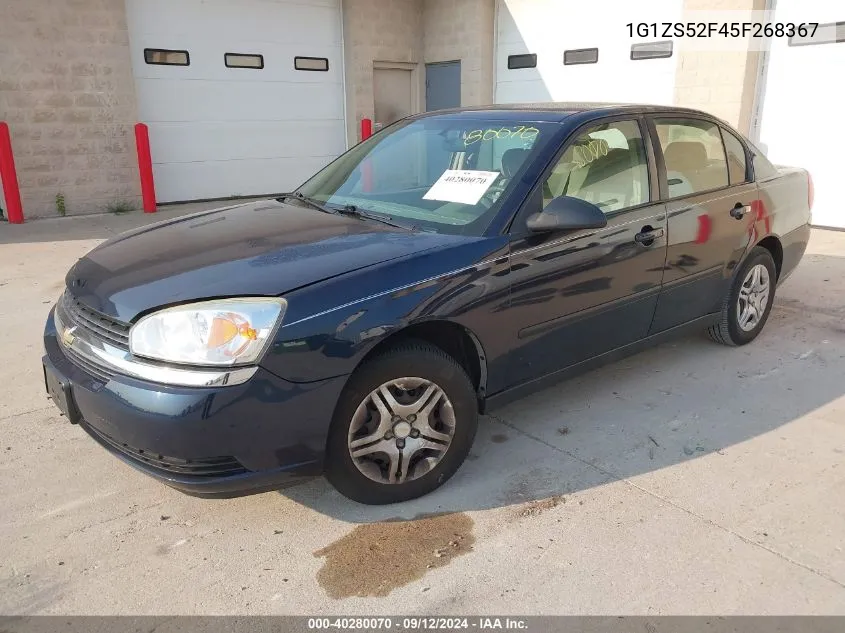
[737,263,771,332]
[347,377,456,484]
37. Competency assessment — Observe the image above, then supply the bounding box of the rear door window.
[653,118,730,197]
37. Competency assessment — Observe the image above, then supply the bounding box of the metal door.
[373,67,414,130]
[425,61,461,112]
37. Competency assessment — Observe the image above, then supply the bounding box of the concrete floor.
[1,206,843,614]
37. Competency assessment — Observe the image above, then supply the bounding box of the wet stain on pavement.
[314,513,474,598]
[491,433,509,443]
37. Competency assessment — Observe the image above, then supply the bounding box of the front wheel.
[325,341,478,504]
[707,246,777,346]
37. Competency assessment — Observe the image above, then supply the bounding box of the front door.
[648,117,758,332]
[503,118,668,387]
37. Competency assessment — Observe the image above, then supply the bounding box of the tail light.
[807,171,814,210]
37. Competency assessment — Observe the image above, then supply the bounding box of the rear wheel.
[707,246,777,346]
[325,341,478,504]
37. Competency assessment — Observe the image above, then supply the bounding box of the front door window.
[543,119,650,215]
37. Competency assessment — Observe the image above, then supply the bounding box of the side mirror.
[526,196,608,232]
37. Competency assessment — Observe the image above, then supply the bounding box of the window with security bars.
[631,41,673,60]
[564,48,598,65]
[225,53,264,69]
[507,54,537,69]
[788,21,845,46]
[144,49,189,66]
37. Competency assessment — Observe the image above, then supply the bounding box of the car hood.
[67,199,470,321]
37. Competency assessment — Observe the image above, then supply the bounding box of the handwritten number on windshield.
[464,126,540,146]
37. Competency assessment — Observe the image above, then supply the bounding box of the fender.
[337,316,490,400]
[260,236,510,386]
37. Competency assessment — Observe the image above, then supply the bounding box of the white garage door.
[126,0,346,203]
[757,2,844,228]
[495,0,682,105]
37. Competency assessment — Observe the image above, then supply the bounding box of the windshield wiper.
[277,192,336,216]
[335,204,415,231]
[279,193,415,231]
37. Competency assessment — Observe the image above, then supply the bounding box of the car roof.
[410,102,724,123]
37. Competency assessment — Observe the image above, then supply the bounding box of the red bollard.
[0,122,25,224]
[361,118,373,141]
[360,118,374,191]
[134,123,157,213]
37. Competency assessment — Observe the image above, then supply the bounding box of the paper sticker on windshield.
[423,170,500,205]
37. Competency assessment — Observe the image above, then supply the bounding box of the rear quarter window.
[746,140,779,180]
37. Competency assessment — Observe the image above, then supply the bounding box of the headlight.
[129,298,286,366]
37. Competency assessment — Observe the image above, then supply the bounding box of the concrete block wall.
[342,0,425,145]
[674,0,767,135]
[342,0,495,146]
[423,0,496,107]
[0,0,141,218]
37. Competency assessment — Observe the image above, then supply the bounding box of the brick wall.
[0,0,140,218]
[674,0,767,134]
[423,0,495,107]
[342,0,424,145]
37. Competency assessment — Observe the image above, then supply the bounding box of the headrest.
[501,148,530,179]
[579,149,632,185]
[664,141,708,171]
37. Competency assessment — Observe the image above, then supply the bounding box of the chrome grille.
[63,344,116,382]
[60,292,130,349]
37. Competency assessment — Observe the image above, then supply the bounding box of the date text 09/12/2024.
[626,22,819,38]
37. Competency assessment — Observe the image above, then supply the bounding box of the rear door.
[503,117,668,387]
[647,117,757,333]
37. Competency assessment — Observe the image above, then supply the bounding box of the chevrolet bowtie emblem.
[61,325,77,348]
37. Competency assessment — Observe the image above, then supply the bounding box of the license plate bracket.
[43,361,81,424]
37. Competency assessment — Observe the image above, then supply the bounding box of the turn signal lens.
[208,316,240,348]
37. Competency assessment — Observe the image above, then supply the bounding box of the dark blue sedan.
[43,103,812,504]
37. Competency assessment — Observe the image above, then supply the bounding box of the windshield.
[296,117,559,235]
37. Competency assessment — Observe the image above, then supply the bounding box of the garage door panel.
[127,0,341,45]
[495,80,552,104]
[130,43,342,83]
[153,156,335,203]
[495,0,681,106]
[135,79,344,122]
[759,1,844,228]
[148,121,346,164]
[126,0,346,202]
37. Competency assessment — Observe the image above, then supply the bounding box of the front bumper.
[43,310,347,498]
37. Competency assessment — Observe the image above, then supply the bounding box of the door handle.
[635,227,665,245]
[730,203,748,220]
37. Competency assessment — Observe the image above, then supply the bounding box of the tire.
[325,340,478,504]
[707,246,777,346]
